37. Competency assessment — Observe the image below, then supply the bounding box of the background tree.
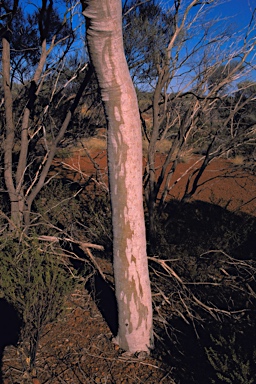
[0,0,93,231]
[82,0,153,354]
[123,0,256,244]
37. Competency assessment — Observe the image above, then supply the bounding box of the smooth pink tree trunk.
[82,0,153,353]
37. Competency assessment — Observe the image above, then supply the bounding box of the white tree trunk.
[82,0,153,353]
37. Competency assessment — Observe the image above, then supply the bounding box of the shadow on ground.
[85,273,118,337]
[149,199,256,383]
[161,199,256,258]
[1,198,255,383]
[62,240,119,337]
[80,198,256,383]
[0,299,22,383]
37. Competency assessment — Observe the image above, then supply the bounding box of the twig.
[38,235,106,281]
[79,244,106,281]
[38,235,104,251]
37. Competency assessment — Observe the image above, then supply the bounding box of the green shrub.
[34,178,83,234]
[0,234,77,373]
[205,331,256,384]
[35,178,112,252]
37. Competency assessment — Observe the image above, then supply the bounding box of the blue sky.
[213,0,254,29]
[210,0,255,76]
[22,0,256,83]
[23,0,255,38]
[175,0,256,86]
[184,0,255,38]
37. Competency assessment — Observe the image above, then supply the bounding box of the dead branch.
[38,235,104,251]
[38,234,106,281]
[148,254,255,322]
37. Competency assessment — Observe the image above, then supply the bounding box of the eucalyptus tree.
[81,0,153,355]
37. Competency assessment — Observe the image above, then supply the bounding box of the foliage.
[206,329,256,383]
[34,178,84,234]
[0,0,255,377]
[123,0,175,82]
[34,177,112,252]
[122,0,256,240]
[0,0,74,82]
[0,0,97,230]
[0,234,78,371]
[82,188,112,251]
[207,61,241,94]
[150,199,256,311]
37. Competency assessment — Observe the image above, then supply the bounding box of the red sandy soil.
[55,149,256,216]
[3,285,173,384]
[2,148,255,383]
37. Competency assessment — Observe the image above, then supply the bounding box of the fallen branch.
[38,235,104,250]
[149,255,253,320]
[38,235,106,280]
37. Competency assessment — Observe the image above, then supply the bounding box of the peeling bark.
[82,0,153,353]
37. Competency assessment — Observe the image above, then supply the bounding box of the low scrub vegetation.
[1,0,256,381]
[0,172,255,382]
[0,234,80,375]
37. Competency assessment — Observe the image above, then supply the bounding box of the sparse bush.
[34,178,84,236]
[206,330,256,384]
[82,189,112,252]
[0,234,78,374]
[35,178,112,252]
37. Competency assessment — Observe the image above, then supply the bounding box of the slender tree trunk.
[24,65,93,230]
[82,0,153,354]
[2,36,21,227]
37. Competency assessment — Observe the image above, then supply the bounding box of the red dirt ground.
[55,150,256,216]
[3,285,173,384]
[2,148,255,383]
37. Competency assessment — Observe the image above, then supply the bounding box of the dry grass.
[142,139,173,155]
[57,137,107,158]
[179,148,194,163]
[66,136,171,156]
[156,139,172,154]
[230,155,246,165]
[142,139,193,163]
[58,135,193,163]
[78,137,107,151]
